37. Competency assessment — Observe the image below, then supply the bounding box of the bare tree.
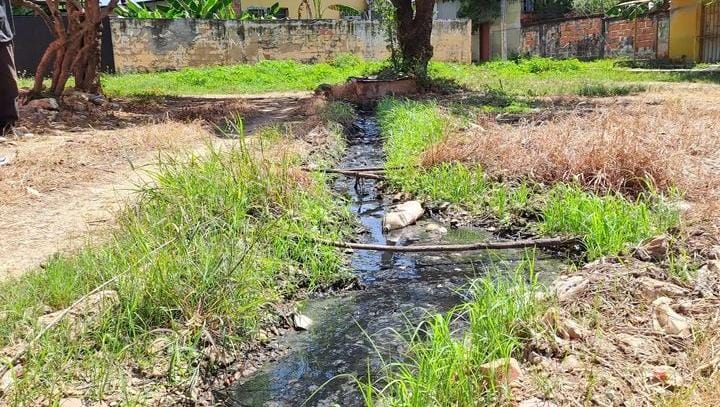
[16,0,118,96]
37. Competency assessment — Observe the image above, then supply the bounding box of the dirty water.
[220,114,564,406]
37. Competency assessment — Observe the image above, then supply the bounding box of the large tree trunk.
[20,0,117,97]
[391,0,435,78]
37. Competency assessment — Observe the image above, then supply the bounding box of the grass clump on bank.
[363,260,543,406]
[376,98,679,259]
[541,185,679,259]
[0,123,351,403]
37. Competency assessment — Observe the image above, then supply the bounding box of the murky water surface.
[223,114,563,406]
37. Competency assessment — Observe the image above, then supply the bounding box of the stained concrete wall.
[521,12,669,60]
[109,18,472,73]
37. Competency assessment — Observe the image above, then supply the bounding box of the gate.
[701,1,720,63]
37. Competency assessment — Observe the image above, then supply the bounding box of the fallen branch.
[312,236,581,253]
[300,167,385,180]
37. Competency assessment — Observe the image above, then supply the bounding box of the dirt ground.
[0,92,312,280]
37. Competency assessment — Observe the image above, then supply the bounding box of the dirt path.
[0,93,312,280]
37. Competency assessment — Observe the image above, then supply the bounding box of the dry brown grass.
[0,121,213,205]
[423,100,720,199]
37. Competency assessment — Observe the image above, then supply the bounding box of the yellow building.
[241,0,368,19]
[669,0,720,63]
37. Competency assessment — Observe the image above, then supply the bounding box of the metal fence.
[702,2,720,63]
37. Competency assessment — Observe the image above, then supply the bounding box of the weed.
[540,184,679,259]
[577,82,646,97]
[363,257,543,406]
[318,101,357,127]
[0,126,351,402]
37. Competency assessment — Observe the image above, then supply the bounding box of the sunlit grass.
[0,120,352,403]
[19,56,718,98]
[362,258,543,406]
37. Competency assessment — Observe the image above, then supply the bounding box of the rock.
[391,192,411,202]
[559,318,590,340]
[638,277,687,300]
[634,235,670,261]
[616,333,655,356]
[382,201,424,231]
[292,314,313,331]
[59,398,84,407]
[519,397,558,407]
[647,365,684,388]
[652,297,691,337]
[425,223,447,234]
[26,98,59,111]
[560,354,582,372]
[26,187,41,197]
[551,276,589,302]
[695,260,720,298]
[203,345,235,366]
[478,357,522,385]
[705,245,720,260]
[89,94,106,106]
[0,365,23,395]
[37,290,119,328]
[495,113,523,124]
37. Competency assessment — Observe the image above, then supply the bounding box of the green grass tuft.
[363,258,543,406]
[540,185,679,260]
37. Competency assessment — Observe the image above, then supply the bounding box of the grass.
[376,98,679,259]
[540,185,680,259]
[362,258,543,406]
[19,56,720,98]
[0,119,351,403]
[429,58,720,97]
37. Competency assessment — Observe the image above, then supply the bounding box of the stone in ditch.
[695,260,720,298]
[26,98,59,111]
[647,365,684,388]
[59,398,84,407]
[519,398,558,407]
[478,357,523,385]
[551,275,589,302]
[425,223,447,234]
[652,297,691,337]
[382,201,424,231]
[560,354,582,372]
[634,234,670,261]
[559,318,590,341]
[638,277,687,301]
[0,365,22,395]
[292,314,313,331]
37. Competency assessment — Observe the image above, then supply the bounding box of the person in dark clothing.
[0,0,18,136]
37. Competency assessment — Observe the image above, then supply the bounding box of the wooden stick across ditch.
[313,236,580,253]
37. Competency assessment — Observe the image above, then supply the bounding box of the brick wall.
[109,18,472,73]
[521,12,669,59]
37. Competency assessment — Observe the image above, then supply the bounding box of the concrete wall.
[109,18,472,73]
[521,12,669,60]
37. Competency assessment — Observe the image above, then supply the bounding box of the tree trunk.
[391,0,435,78]
[25,0,117,97]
